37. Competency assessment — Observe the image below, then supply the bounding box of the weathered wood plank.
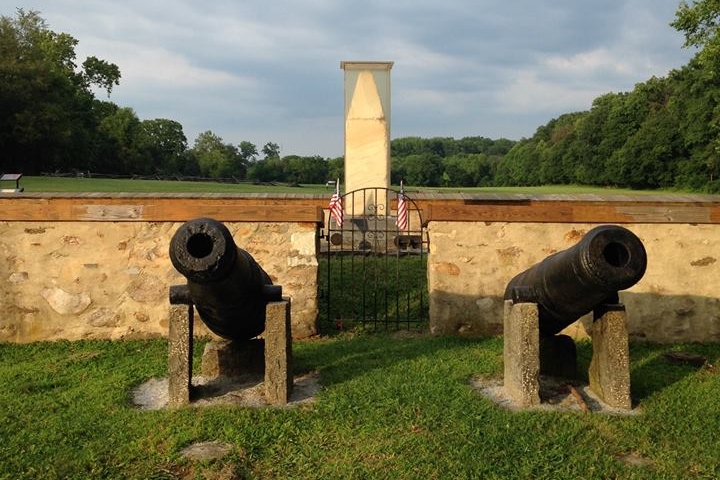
[420,200,720,224]
[0,197,324,222]
[1,194,718,224]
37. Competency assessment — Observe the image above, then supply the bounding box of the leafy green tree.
[391,137,425,157]
[672,0,720,73]
[326,157,344,182]
[239,141,258,162]
[0,9,120,174]
[496,141,541,186]
[81,56,121,95]
[284,155,328,184]
[97,106,144,174]
[611,111,682,189]
[136,119,187,174]
[247,157,284,182]
[191,131,245,179]
[399,154,443,186]
[262,141,280,159]
[441,154,493,187]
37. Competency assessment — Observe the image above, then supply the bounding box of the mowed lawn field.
[7,176,693,195]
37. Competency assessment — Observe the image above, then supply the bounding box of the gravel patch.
[471,375,642,415]
[132,371,321,410]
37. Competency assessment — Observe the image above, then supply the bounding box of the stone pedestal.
[201,339,265,378]
[264,299,293,405]
[167,289,293,407]
[502,299,633,411]
[503,300,540,407]
[167,303,193,408]
[589,305,631,409]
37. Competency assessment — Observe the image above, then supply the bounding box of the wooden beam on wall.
[0,196,325,222]
[1,193,718,224]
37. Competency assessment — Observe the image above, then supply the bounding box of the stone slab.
[589,305,631,409]
[167,304,193,407]
[264,299,293,406]
[201,339,265,378]
[503,300,540,407]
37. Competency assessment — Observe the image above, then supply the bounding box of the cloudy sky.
[4,0,697,158]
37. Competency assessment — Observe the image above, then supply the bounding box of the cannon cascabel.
[504,224,647,336]
[169,217,279,341]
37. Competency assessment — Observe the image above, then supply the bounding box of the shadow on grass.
[627,342,719,402]
[575,339,719,404]
[293,332,501,388]
[294,332,720,404]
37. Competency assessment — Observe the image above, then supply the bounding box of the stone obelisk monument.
[340,61,393,215]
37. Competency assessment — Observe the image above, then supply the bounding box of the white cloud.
[542,48,635,77]
[494,69,599,115]
[81,39,257,88]
[8,0,697,156]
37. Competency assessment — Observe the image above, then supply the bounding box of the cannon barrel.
[504,225,647,336]
[169,217,280,341]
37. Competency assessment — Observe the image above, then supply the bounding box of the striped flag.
[328,179,343,228]
[396,181,408,231]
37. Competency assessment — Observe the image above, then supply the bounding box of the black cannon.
[169,217,281,341]
[504,224,647,336]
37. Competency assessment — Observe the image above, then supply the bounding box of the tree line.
[494,57,719,192]
[3,3,720,192]
[495,0,720,193]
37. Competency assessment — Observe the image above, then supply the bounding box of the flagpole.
[396,180,408,231]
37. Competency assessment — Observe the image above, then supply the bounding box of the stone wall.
[0,221,318,342]
[427,222,720,343]
[2,193,719,344]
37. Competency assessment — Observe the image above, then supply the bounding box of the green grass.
[1,336,719,479]
[318,255,428,334]
[414,184,695,195]
[8,176,700,195]
[13,176,332,194]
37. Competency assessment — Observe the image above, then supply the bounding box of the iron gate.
[319,187,429,332]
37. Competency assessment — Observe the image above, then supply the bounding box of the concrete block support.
[167,291,293,408]
[264,298,293,406]
[167,304,194,408]
[503,300,541,407]
[201,339,264,378]
[589,305,632,409]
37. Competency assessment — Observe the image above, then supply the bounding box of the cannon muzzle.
[169,217,280,340]
[504,225,647,336]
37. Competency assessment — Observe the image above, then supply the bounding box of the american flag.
[396,181,408,231]
[328,179,343,228]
